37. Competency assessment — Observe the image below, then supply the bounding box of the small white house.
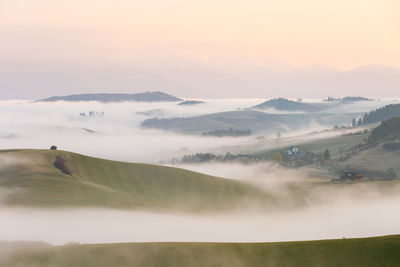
[286,146,299,155]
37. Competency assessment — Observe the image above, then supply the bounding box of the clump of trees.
[50,146,57,150]
[79,111,105,117]
[323,149,331,161]
[202,128,251,137]
[341,96,372,102]
[182,152,261,163]
[325,96,372,102]
[182,153,217,163]
[351,118,363,127]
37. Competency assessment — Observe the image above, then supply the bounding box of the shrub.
[54,156,72,175]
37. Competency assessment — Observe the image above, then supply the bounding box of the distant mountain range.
[1,62,400,99]
[39,91,182,103]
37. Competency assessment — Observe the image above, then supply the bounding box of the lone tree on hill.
[50,145,57,150]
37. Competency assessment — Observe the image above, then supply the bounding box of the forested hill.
[368,117,400,143]
[39,91,182,103]
[362,104,400,124]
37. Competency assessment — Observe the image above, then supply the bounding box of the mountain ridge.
[2,63,400,99]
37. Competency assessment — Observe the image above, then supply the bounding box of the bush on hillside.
[54,156,72,175]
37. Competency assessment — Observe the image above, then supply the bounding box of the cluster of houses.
[79,111,105,118]
[282,145,319,167]
[331,171,367,183]
[331,170,398,183]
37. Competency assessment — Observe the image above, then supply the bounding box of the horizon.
[2,1,400,263]
[1,0,400,99]
[1,63,400,100]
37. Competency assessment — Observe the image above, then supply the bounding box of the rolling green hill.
[299,133,369,156]
[336,145,400,175]
[254,131,369,161]
[0,149,268,211]
[3,235,400,267]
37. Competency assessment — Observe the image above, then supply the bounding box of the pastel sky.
[0,0,399,98]
[1,0,399,70]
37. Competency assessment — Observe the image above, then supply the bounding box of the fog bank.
[0,99,396,163]
[1,197,399,245]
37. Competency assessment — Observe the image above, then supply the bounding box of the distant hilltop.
[178,100,204,106]
[39,91,183,103]
[252,98,320,112]
[324,96,373,102]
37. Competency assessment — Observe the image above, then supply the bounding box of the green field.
[337,146,400,174]
[2,235,400,267]
[0,149,268,212]
[298,133,369,155]
[254,131,369,159]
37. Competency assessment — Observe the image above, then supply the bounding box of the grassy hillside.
[3,235,400,267]
[255,132,369,161]
[329,118,400,174]
[337,146,400,175]
[299,133,369,156]
[0,149,268,211]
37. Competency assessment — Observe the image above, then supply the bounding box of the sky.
[0,0,399,98]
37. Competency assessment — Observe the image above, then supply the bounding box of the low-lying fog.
[0,98,397,163]
[1,161,400,246]
[1,197,399,245]
[1,98,400,245]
